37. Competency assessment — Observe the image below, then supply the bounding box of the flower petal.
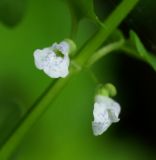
[51,41,69,56]
[92,95,121,136]
[33,41,70,78]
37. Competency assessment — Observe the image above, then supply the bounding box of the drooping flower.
[92,95,121,136]
[33,41,70,78]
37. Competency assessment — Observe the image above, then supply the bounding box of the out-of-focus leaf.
[0,76,28,147]
[0,101,22,147]
[0,0,27,27]
[65,0,100,38]
[105,29,124,44]
[66,0,98,23]
[130,30,156,71]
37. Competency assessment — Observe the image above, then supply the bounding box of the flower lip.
[51,41,70,56]
[92,95,121,136]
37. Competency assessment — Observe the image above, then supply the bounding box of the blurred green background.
[0,0,156,159]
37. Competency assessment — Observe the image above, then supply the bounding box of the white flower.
[92,95,121,136]
[33,41,70,78]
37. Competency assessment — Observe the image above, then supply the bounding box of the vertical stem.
[75,0,139,66]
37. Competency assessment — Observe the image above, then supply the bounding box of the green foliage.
[130,30,156,71]
[2,0,156,160]
[0,0,27,27]
[0,0,140,159]
[66,0,98,23]
[66,0,100,38]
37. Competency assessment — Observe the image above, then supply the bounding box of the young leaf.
[66,0,98,23]
[0,0,27,27]
[130,30,156,71]
[66,0,100,38]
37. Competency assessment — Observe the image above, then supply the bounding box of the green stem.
[87,38,125,67]
[0,0,139,159]
[88,69,100,84]
[120,44,156,71]
[0,77,72,160]
[120,43,142,60]
[75,0,139,66]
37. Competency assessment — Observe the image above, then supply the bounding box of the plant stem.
[120,43,142,60]
[87,38,125,67]
[121,44,156,71]
[75,0,139,66]
[0,77,71,160]
[0,0,139,159]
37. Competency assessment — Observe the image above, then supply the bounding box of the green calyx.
[97,83,117,97]
[64,39,77,57]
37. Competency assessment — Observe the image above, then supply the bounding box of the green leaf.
[0,0,27,27]
[66,0,100,38]
[105,29,124,44]
[130,30,156,71]
[67,0,98,23]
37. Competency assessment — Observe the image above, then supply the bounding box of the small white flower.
[33,41,70,78]
[92,95,121,136]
